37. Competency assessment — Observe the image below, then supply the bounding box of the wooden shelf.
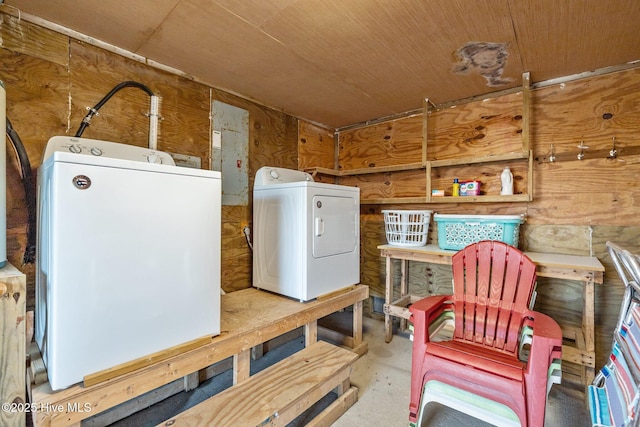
[305,162,424,177]
[429,151,529,168]
[429,194,532,203]
[306,73,533,205]
[29,286,369,426]
[361,196,427,205]
[424,73,533,204]
[161,341,358,427]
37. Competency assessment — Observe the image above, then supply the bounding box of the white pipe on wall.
[148,95,159,150]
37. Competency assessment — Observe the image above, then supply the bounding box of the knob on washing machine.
[147,153,162,164]
[68,144,82,154]
[269,169,280,180]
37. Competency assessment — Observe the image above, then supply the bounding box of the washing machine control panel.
[254,166,314,186]
[43,136,176,166]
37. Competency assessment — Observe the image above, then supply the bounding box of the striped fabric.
[589,304,640,426]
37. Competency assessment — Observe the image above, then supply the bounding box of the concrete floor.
[104,314,591,427]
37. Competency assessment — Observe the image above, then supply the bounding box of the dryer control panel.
[42,136,175,166]
[254,166,313,187]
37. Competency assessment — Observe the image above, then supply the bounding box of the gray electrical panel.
[211,101,249,206]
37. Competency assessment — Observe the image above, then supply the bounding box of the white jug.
[500,167,513,196]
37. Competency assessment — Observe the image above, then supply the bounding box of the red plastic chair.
[409,240,562,427]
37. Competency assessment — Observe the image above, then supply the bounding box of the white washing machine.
[36,136,221,391]
[253,166,360,301]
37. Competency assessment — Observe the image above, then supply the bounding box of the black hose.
[6,118,36,264]
[75,81,155,137]
[3,81,155,264]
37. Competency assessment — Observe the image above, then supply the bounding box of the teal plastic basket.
[434,214,525,251]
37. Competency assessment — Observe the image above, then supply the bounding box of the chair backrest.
[451,240,537,355]
[588,242,640,427]
[608,241,640,338]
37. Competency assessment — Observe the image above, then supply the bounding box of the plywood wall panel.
[1,51,69,166]
[298,121,335,170]
[360,216,386,296]
[340,169,426,200]
[338,115,423,170]
[428,92,524,160]
[531,69,640,159]
[535,278,584,327]
[530,156,639,226]
[522,224,592,256]
[245,103,298,177]
[0,13,68,66]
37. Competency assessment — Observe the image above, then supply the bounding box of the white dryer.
[253,167,360,301]
[36,136,221,390]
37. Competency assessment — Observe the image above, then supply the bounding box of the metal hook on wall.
[549,144,556,162]
[577,141,588,160]
[608,136,617,159]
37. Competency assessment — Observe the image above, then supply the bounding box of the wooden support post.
[183,372,199,392]
[353,300,363,347]
[0,263,26,427]
[233,349,250,385]
[305,319,318,347]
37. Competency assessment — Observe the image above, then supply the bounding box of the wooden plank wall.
[0,12,298,307]
[300,67,640,368]
[297,121,336,170]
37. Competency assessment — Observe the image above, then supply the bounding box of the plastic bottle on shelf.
[500,167,513,195]
[452,178,460,197]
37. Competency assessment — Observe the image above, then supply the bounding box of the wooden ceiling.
[3,0,640,129]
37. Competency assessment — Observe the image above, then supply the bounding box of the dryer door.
[312,195,358,258]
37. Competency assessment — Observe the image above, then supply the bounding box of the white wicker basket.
[383,210,432,247]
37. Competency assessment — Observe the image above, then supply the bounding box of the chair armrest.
[523,310,563,374]
[525,310,562,340]
[410,295,452,323]
[409,295,452,344]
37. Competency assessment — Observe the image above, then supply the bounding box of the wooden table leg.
[584,277,596,384]
[384,256,393,343]
[400,259,409,333]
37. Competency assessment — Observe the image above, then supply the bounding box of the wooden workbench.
[29,285,368,426]
[379,244,604,385]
